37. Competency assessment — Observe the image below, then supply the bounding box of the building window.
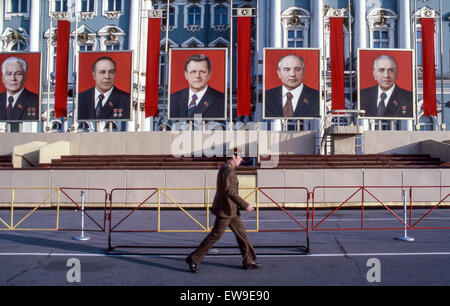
[5,0,30,19]
[75,27,97,52]
[107,0,122,12]
[281,7,311,48]
[98,26,125,50]
[102,0,123,18]
[9,0,28,13]
[372,30,389,48]
[367,8,397,49]
[210,2,229,31]
[54,0,68,12]
[184,3,204,32]
[10,41,27,51]
[188,6,201,26]
[81,0,95,12]
[214,6,228,25]
[287,29,304,48]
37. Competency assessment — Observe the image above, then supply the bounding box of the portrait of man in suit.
[264,54,320,119]
[0,56,39,121]
[359,54,413,118]
[78,56,130,121]
[169,54,225,120]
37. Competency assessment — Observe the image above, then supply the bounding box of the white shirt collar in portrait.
[95,87,114,107]
[377,84,396,107]
[188,86,208,107]
[282,83,304,111]
[6,88,24,109]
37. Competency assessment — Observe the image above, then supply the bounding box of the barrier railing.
[311,185,450,231]
[2,185,449,255]
[0,187,108,232]
[106,187,310,254]
[59,187,108,232]
[0,187,60,231]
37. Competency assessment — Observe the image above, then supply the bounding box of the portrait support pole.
[229,0,234,130]
[135,0,144,132]
[164,0,170,131]
[45,3,53,132]
[72,0,79,132]
[439,0,445,130]
[413,0,419,130]
[347,0,353,124]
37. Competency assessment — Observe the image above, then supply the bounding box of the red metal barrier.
[106,187,310,254]
[311,185,450,231]
[59,187,108,232]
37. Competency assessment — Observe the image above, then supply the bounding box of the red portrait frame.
[263,48,321,120]
[0,52,42,122]
[168,48,228,121]
[77,51,133,122]
[358,49,415,120]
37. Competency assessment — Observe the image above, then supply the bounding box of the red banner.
[421,18,437,117]
[237,16,252,117]
[330,17,345,111]
[54,20,70,118]
[145,17,162,118]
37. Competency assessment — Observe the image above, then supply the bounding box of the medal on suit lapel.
[393,100,398,106]
[118,109,123,118]
[113,109,118,117]
[401,106,407,115]
[203,101,209,107]
[303,98,309,104]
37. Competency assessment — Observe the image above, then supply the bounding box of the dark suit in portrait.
[265,84,320,118]
[360,85,413,118]
[169,86,225,119]
[0,88,39,121]
[186,160,257,268]
[77,87,130,120]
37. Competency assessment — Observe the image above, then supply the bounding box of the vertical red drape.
[145,17,162,118]
[421,18,437,117]
[54,20,70,118]
[329,17,345,111]
[237,16,252,117]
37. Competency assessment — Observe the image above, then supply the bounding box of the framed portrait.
[358,49,415,120]
[168,48,227,121]
[0,52,42,122]
[263,48,321,120]
[77,51,133,122]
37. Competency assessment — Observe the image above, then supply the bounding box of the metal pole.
[229,0,234,130]
[439,0,445,130]
[73,190,90,241]
[395,190,414,242]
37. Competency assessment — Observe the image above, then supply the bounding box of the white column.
[398,0,411,49]
[23,0,41,133]
[29,0,40,51]
[354,0,370,132]
[271,0,282,131]
[256,0,266,124]
[398,0,413,131]
[127,0,140,132]
[311,0,323,141]
[311,0,323,48]
[272,0,282,47]
[354,0,367,49]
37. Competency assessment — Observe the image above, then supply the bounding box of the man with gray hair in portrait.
[360,54,413,118]
[0,56,39,121]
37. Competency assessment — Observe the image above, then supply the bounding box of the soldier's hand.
[246,205,254,212]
